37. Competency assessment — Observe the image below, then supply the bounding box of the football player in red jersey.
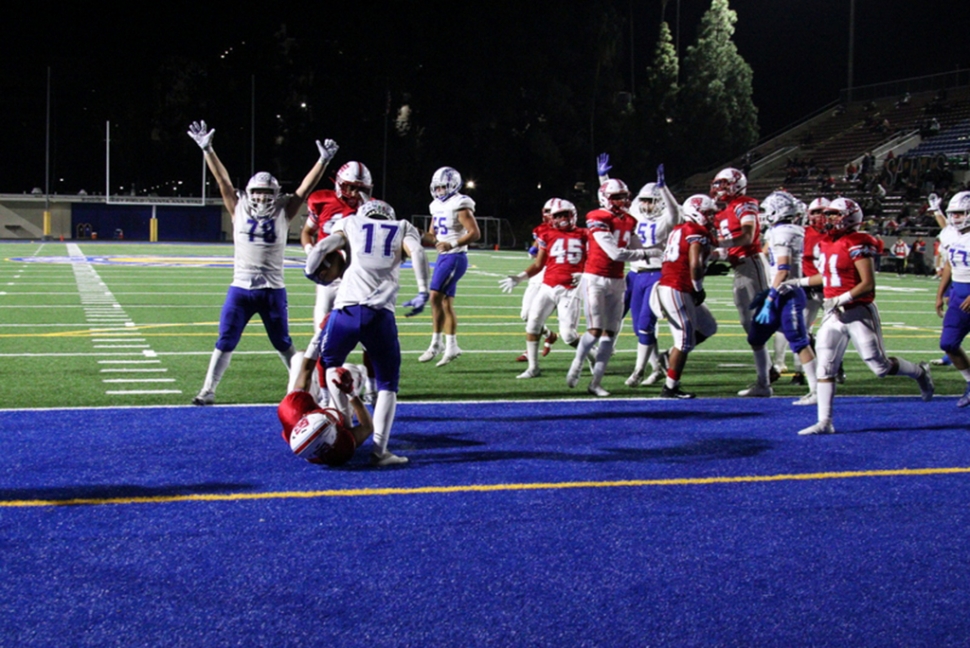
[279,365,374,467]
[499,199,587,378]
[651,194,719,398]
[711,167,775,397]
[514,199,560,362]
[301,161,374,329]
[788,198,934,435]
[566,179,655,396]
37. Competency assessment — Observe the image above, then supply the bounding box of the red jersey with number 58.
[819,231,878,304]
[659,222,715,293]
[537,227,588,288]
[584,208,638,278]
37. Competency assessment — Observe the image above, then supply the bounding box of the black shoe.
[836,365,846,384]
[660,385,695,399]
[790,372,806,385]
[769,366,781,383]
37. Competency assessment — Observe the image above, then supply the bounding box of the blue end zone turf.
[2,397,969,645]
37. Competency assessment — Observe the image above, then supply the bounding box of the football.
[305,246,347,286]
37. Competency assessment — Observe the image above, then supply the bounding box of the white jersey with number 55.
[429,193,476,254]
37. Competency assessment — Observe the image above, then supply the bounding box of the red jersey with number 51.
[537,227,588,288]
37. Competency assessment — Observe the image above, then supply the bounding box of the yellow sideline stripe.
[3,466,969,508]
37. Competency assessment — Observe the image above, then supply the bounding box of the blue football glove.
[528,245,538,257]
[755,299,774,324]
[597,153,612,177]
[656,163,666,188]
[403,291,429,317]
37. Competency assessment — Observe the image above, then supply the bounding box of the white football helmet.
[807,197,831,230]
[246,172,280,218]
[541,197,560,223]
[635,182,665,219]
[430,166,462,201]
[357,199,396,221]
[946,191,970,232]
[598,178,632,213]
[335,162,373,208]
[547,198,577,230]
[710,167,747,202]
[824,197,864,235]
[760,191,800,226]
[682,194,718,229]
[289,409,341,464]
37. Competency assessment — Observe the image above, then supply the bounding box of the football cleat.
[192,390,215,406]
[836,364,846,384]
[790,372,806,386]
[436,349,462,367]
[625,370,644,387]
[517,367,541,379]
[418,346,440,363]
[738,383,772,397]
[566,360,582,388]
[769,366,781,384]
[642,369,665,386]
[542,331,558,356]
[957,383,970,408]
[370,451,409,467]
[515,352,528,362]
[660,385,695,399]
[798,420,835,435]
[793,392,817,406]
[587,384,611,397]
[916,361,934,402]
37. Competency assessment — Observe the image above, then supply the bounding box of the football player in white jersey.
[186,120,337,406]
[305,199,430,466]
[748,191,818,404]
[623,164,681,387]
[934,191,970,406]
[418,166,481,366]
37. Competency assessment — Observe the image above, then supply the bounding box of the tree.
[679,0,758,169]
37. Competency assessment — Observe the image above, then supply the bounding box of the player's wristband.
[767,287,779,302]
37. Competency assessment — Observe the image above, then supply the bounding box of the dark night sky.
[3,1,968,200]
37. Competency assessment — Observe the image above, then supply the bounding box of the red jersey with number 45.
[819,231,878,304]
[584,208,638,278]
[659,221,715,293]
[306,189,357,243]
[537,227,588,288]
[715,196,761,262]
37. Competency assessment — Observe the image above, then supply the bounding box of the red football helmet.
[334,162,373,208]
[597,179,632,214]
[710,167,747,203]
[823,197,863,235]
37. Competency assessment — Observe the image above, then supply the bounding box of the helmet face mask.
[947,191,970,232]
[246,172,280,218]
[598,179,632,214]
[636,182,664,219]
[545,198,578,231]
[823,197,863,236]
[710,167,747,203]
[430,166,462,201]
[335,162,373,208]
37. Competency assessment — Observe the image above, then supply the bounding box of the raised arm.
[188,121,237,216]
[285,139,339,220]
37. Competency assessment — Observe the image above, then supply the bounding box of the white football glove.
[928,193,942,212]
[823,293,852,314]
[188,121,214,152]
[499,275,523,293]
[317,139,339,164]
